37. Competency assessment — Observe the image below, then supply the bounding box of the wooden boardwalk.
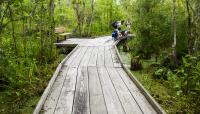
[34,36,166,114]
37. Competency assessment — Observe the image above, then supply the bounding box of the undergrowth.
[0,53,66,114]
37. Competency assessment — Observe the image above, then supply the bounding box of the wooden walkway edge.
[34,36,166,114]
[33,45,79,114]
[114,44,166,114]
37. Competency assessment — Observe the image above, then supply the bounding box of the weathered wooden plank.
[97,67,125,114]
[104,46,113,67]
[72,67,90,114]
[36,36,166,114]
[97,46,105,67]
[114,44,166,114]
[117,68,157,114]
[88,67,107,114]
[109,46,121,68]
[54,67,78,114]
[71,47,88,68]
[72,106,89,114]
[34,45,79,114]
[42,67,69,114]
[88,47,98,67]
[90,95,107,114]
[80,47,94,67]
[64,47,82,66]
[106,67,143,114]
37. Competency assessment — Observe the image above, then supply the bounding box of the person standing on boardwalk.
[111,20,124,40]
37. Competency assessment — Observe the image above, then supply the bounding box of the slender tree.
[8,5,17,55]
[87,0,95,36]
[172,0,178,66]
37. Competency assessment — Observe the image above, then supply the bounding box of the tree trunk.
[172,0,178,66]
[186,0,193,54]
[9,5,17,55]
[49,0,55,58]
[87,0,95,36]
[40,4,44,62]
[81,1,86,35]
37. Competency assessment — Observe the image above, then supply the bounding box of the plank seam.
[103,46,105,66]
[71,68,79,114]
[108,46,115,67]
[53,68,70,114]
[87,67,91,114]
[96,67,108,114]
[33,45,79,114]
[87,48,95,67]
[105,67,126,114]
[96,47,99,67]
[115,68,145,114]
[114,42,166,114]
[72,47,88,68]
[72,47,90,113]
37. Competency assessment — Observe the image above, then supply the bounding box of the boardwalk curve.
[34,36,166,114]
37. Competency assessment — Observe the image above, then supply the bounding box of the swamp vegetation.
[1,0,200,113]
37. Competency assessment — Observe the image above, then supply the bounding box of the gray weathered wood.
[88,67,107,114]
[114,44,166,114]
[117,68,157,114]
[64,47,82,66]
[106,67,143,114]
[54,67,78,114]
[34,45,79,114]
[72,67,90,114]
[88,47,98,67]
[97,67,125,114]
[71,46,88,68]
[36,36,166,114]
[42,67,69,114]
[97,46,105,67]
[104,46,113,67]
[109,46,121,68]
[80,47,94,67]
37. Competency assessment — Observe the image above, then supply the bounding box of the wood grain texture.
[106,67,143,114]
[71,46,88,68]
[104,46,113,67]
[117,68,157,114]
[64,47,82,66]
[42,67,69,114]
[88,67,107,114]
[72,67,90,114]
[37,36,166,114]
[97,46,105,67]
[97,67,125,114]
[80,47,93,67]
[88,47,98,67]
[110,46,121,68]
[54,67,78,114]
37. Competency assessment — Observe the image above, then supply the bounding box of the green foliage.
[168,55,200,95]
[54,0,128,37]
[153,68,168,80]
[130,0,188,59]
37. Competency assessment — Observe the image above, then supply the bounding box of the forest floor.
[0,48,71,114]
[118,45,195,114]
